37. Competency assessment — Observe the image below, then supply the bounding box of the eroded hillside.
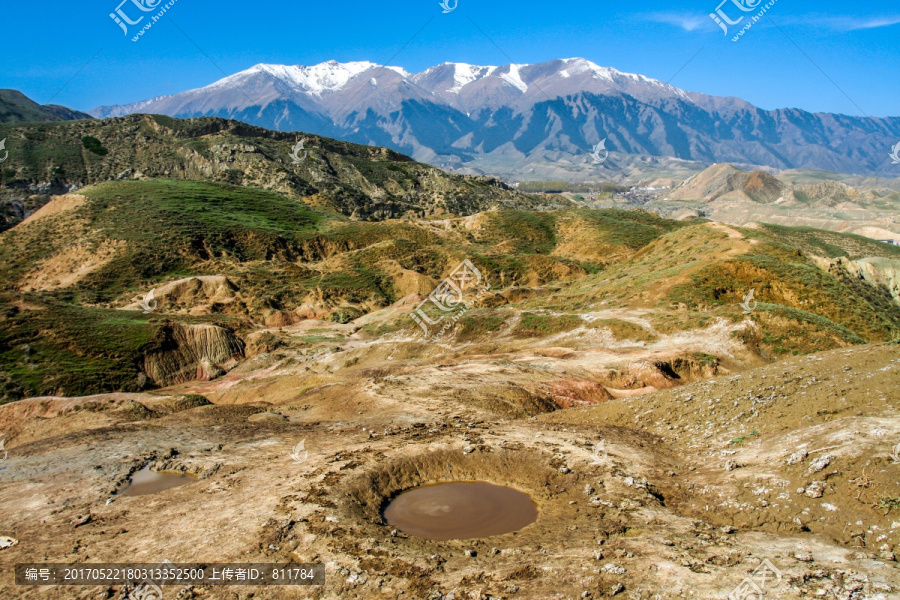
[1,176,899,405]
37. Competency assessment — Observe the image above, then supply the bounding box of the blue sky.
[4,0,899,117]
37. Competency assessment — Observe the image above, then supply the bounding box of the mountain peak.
[222,61,413,96]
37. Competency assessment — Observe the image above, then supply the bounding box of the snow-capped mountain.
[90,58,900,177]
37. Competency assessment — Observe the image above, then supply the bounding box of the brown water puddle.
[382,481,538,540]
[121,465,195,497]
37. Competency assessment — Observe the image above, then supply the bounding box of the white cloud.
[644,13,711,32]
[778,15,900,31]
[832,16,900,31]
[644,12,900,34]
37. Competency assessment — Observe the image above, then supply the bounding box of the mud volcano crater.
[383,481,538,540]
[341,448,574,544]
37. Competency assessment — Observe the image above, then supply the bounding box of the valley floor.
[1,331,898,599]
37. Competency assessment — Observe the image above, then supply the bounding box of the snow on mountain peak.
[557,58,623,83]
[557,57,668,88]
[224,61,413,96]
[90,57,701,122]
[445,63,499,94]
[500,64,529,93]
[289,61,379,94]
[202,58,680,101]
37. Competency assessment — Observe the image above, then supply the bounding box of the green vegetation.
[330,307,365,324]
[693,352,719,367]
[757,304,867,354]
[589,319,658,343]
[84,179,321,236]
[0,179,322,302]
[470,210,558,254]
[455,311,508,341]
[517,181,626,194]
[754,224,900,260]
[564,209,684,250]
[0,300,156,401]
[667,239,900,344]
[875,496,900,514]
[729,431,759,446]
[513,313,583,337]
[81,135,108,156]
[0,113,552,232]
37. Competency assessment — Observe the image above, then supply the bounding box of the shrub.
[81,135,108,156]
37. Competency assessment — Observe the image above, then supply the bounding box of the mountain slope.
[0,89,92,123]
[2,176,899,403]
[0,184,684,401]
[89,59,900,177]
[669,164,789,203]
[0,114,562,231]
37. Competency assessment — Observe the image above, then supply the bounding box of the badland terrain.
[0,111,898,599]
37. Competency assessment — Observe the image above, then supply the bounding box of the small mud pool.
[121,465,195,497]
[383,481,538,540]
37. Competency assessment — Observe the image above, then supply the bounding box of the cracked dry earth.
[0,330,898,599]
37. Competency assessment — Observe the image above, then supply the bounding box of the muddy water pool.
[121,465,195,497]
[383,481,538,540]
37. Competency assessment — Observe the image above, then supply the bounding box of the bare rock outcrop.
[813,256,900,303]
[544,379,614,408]
[142,323,244,386]
[124,276,243,315]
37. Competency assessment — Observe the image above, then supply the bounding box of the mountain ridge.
[0,89,93,124]
[0,114,564,231]
[87,58,900,178]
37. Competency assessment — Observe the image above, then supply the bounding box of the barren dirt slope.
[0,341,898,599]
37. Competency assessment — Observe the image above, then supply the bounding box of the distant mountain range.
[89,58,900,178]
[0,89,92,123]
